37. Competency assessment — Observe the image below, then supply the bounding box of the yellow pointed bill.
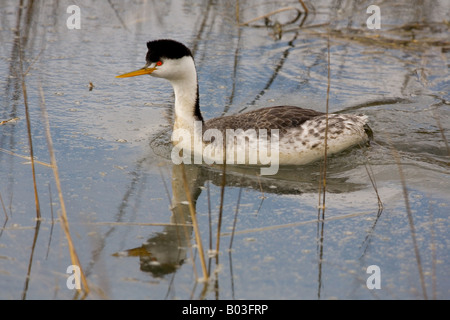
[116,66,156,78]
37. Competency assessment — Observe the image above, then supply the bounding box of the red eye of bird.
[156,61,163,66]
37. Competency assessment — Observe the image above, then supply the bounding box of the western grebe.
[116,39,371,171]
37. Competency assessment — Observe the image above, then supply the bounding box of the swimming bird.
[116,39,371,171]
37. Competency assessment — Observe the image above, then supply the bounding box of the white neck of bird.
[168,57,202,130]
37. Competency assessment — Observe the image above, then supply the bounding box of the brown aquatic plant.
[39,85,90,297]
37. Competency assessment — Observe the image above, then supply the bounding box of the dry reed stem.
[180,163,208,282]
[160,163,198,276]
[363,161,383,211]
[158,165,172,209]
[39,85,90,296]
[318,31,331,212]
[235,0,240,24]
[17,42,40,219]
[45,184,55,259]
[428,204,437,299]
[174,203,199,281]
[21,220,41,299]
[0,147,52,168]
[0,192,7,220]
[389,136,428,300]
[170,175,199,281]
[206,180,213,253]
[229,178,244,250]
[298,0,308,14]
[215,160,227,255]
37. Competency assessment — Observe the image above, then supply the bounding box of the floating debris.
[0,117,19,125]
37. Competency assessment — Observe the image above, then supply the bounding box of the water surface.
[0,0,449,299]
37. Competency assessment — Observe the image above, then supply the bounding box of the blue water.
[0,0,449,299]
